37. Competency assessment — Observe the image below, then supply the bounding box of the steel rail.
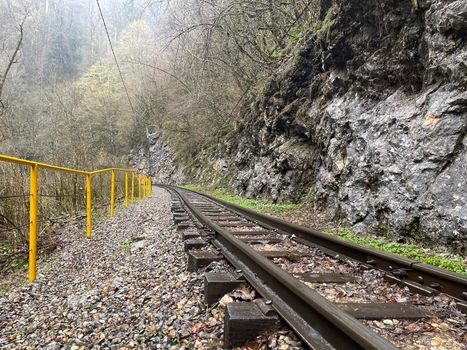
[184,187,467,305]
[168,186,399,350]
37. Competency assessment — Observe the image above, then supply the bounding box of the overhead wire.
[95,0,135,114]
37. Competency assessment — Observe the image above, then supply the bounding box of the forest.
[1,0,313,165]
[0,0,315,272]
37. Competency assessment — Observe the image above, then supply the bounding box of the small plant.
[181,184,299,214]
[43,262,52,273]
[327,228,467,275]
[181,184,201,191]
[121,239,131,255]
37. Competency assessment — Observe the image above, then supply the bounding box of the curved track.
[164,185,467,350]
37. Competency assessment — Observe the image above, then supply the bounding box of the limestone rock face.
[223,0,466,249]
[130,132,184,184]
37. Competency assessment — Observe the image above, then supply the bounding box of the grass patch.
[181,184,466,275]
[43,262,52,273]
[121,239,132,255]
[329,228,466,275]
[180,184,299,214]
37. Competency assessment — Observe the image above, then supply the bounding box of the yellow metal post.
[110,170,116,217]
[28,164,39,282]
[131,172,135,203]
[125,172,129,208]
[138,174,141,200]
[86,173,92,238]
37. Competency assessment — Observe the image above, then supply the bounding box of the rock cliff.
[142,0,466,251]
[216,0,466,250]
[129,132,183,184]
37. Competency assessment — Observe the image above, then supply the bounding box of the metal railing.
[0,154,152,281]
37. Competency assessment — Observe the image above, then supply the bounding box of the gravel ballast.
[0,188,302,350]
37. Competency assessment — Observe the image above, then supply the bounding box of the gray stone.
[129,131,184,184]
[130,239,149,253]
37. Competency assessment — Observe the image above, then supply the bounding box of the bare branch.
[0,21,24,101]
[122,59,193,94]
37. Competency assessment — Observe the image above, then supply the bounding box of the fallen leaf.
[431,336,445,346]
[230,284,255,301]
[219,294,234,307]
[190,322,204,333]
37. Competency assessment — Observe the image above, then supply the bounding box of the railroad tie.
[184,238,207,251]
[240,237,282,244]
[259,250,312,260]
[204,271,246,305]
[187,250,223,272]
[224,299,280,348]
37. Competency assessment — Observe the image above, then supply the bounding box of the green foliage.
[121,239,131,255]
[43,262,52,273]
[314,2,339,41]
[328,228,467,275]
[271,47,287,59]
[289,20,309,42]
[181,185,299,213]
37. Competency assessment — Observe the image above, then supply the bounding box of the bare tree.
[0,22,24,104]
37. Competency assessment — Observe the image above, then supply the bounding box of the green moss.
[314,2,339,41]
[180,185,299,214]
[328,228,467,275]
[181,185,465,275]
[121,239,132,255]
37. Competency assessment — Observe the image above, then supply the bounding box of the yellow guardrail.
[0,154,152,281]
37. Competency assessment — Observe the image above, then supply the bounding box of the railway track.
[163,185,467,349]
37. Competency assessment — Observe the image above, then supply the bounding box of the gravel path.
[0,188,217,349]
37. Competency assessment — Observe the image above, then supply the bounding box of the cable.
[95,0,135,113]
